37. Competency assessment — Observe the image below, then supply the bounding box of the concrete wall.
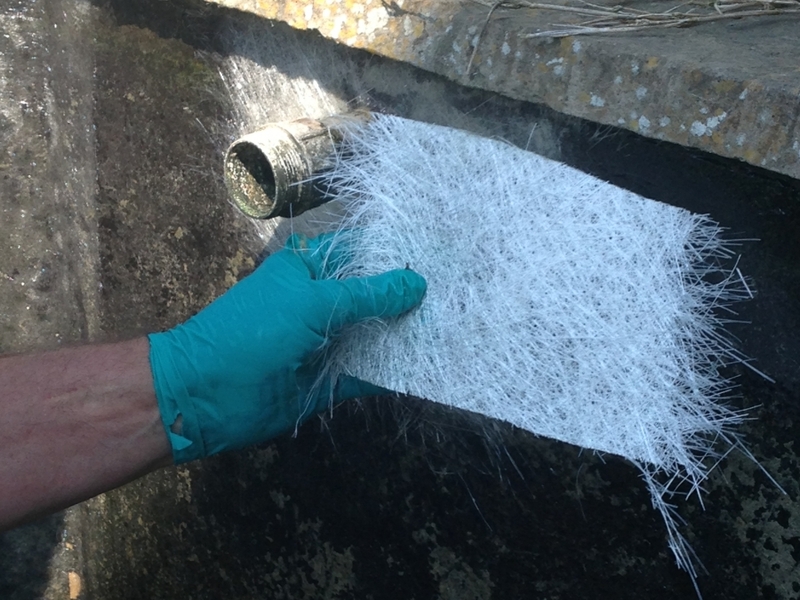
[0,1,798,599]
[210,0,800,180]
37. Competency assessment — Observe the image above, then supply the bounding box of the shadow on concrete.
[0,515,63,600]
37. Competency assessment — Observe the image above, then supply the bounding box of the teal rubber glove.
[148,232,426,464]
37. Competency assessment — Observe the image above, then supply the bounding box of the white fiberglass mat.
[321,114,753,576]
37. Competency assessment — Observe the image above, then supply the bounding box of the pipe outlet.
[224,111,370,219]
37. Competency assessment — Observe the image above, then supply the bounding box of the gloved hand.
[148,232,426,464]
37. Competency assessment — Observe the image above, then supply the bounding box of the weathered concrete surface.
[0,0,99,354]
[1,1,799,599]
[209,0,800,181]
[0,1,99,599]
[84,4,800,599]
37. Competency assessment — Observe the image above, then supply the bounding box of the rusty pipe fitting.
[223,111,371,219]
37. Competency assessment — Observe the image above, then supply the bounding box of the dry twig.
[470,0,800,37]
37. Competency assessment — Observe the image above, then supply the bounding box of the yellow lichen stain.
[743,148,761,164]
[577,91,591,104]
[342,20,359,40]
[559,37,577,63]
[68,572,82,600]
[176,467,193,503]
[745,80,764,95]
[173,226,184,240]
[404,15,425,38]
[216,0,448,64]
[253,0,282,21]
[286,1,310,28]
[225,249,256,288]
[629,119,640,131]
[644,56,659,70]
[370,22,418,57]
[713,79,737,94]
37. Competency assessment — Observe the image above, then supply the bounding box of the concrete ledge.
[209,0,800,180]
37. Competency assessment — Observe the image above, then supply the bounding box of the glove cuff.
[147,332,207,464]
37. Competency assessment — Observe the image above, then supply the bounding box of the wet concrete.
[0,0,99,354]
[0,1,98,598]
[1,1,799,599]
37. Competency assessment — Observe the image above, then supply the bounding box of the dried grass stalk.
[470,0,800,37]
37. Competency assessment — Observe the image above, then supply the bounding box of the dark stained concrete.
[0,1,798,599]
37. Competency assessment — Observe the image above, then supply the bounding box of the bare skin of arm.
[0,337,172,531]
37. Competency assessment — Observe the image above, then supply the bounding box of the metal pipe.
[223,111,371,219]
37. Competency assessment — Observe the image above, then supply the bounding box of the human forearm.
[0,337,171,531]
[0,232,426,531]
